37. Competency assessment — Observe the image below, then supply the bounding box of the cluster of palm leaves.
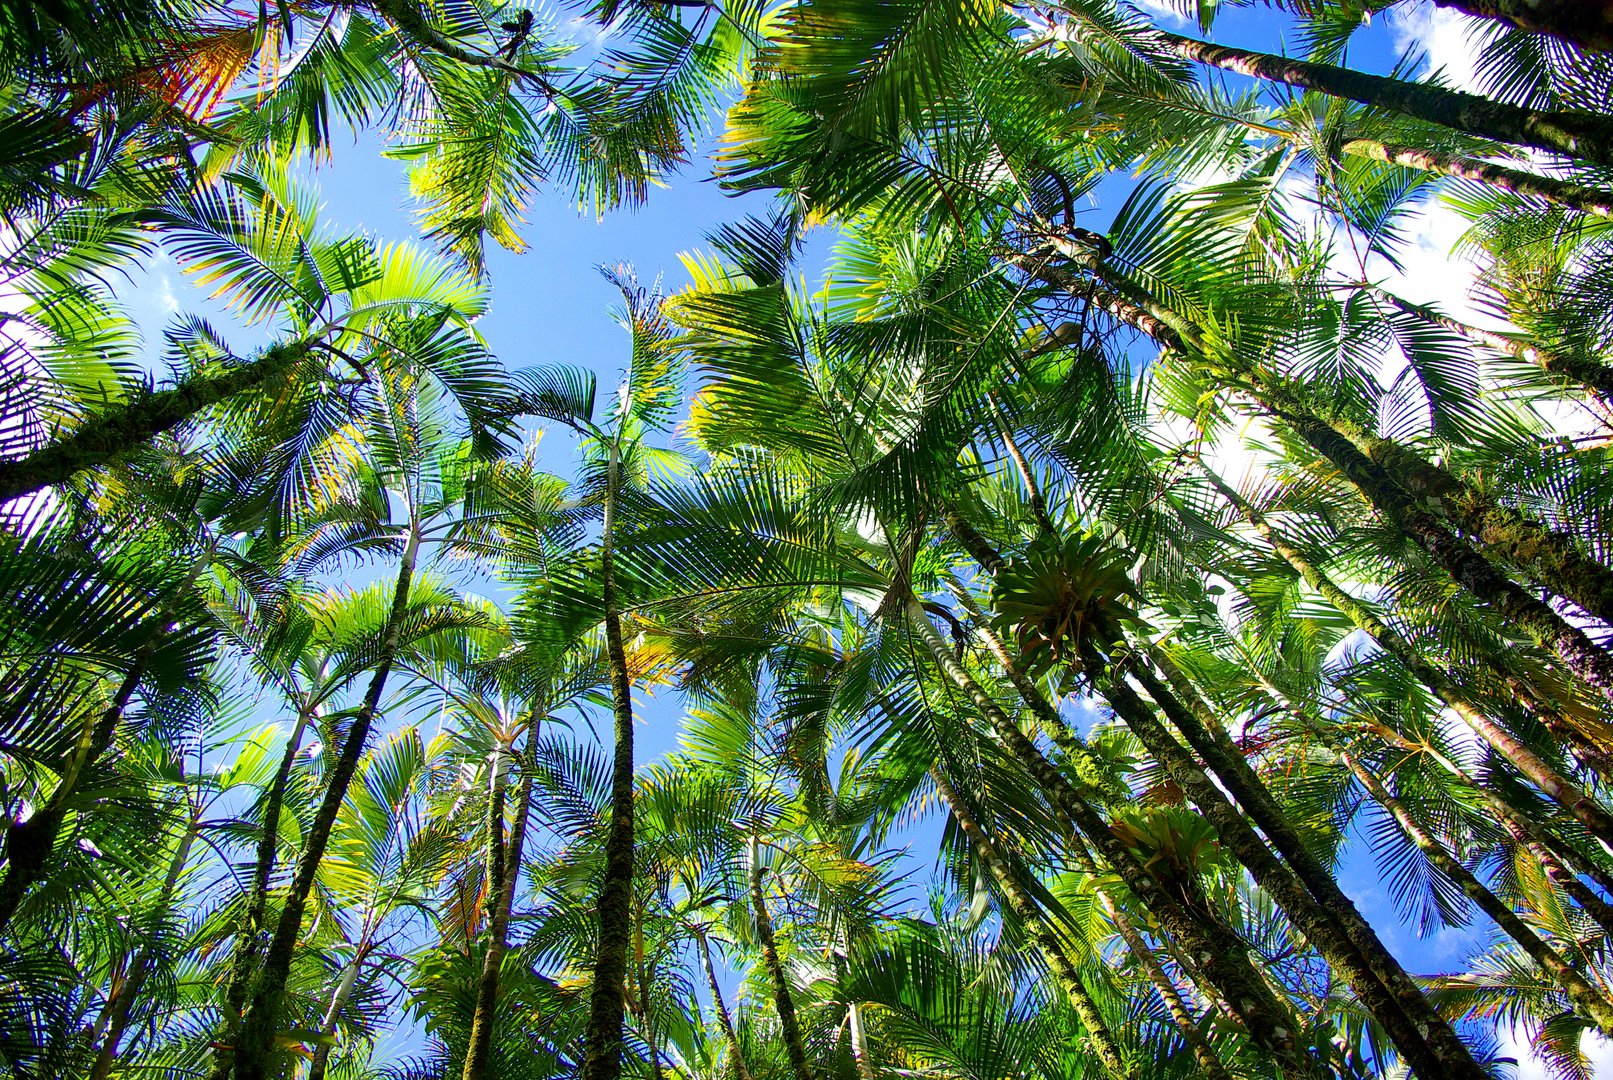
[5,0,1613,1077]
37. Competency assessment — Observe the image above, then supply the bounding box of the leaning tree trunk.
[220,698,318,1039]
[1337,746,1613,1036]
[1340,139,1613,217]
[1432,0,1613,55]
[307,942,371,1080]
[0,341,307,504]
[695,928,753,1080]
[462,718,540,1080]
[902,596,1327,1079]
[928,763,1135,1080]
[230,523,418,1080]
[1077,630,1489,1080]
[748,835,815,1080]
[1204,464,1613,847]
[581,441,639,1080]
[1152,29,1613,165]
[87,811,200,1080]
[1104,898,1234,1080]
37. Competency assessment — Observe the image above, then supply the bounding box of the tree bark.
[306,944,368,1080]
[1341,139,1613,217]
[749,835,815,1080]
[0,342,306,504]
[1338,747,1613,1036]
[1432,0,1613,55]
[1105,898,1233,1080]
[462,715,539,1080]
[581,440,639,1080]
[928,763,1136,1079]
[230,524,418,1080]
[903,596,1326,1078]
[695,928,753,1080]
[1156,30,1613,165]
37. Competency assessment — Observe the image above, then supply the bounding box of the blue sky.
[117,1,1613,1072]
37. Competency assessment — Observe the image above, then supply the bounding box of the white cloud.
[1387,0,1486,92]
[1501,1021,1613,1080]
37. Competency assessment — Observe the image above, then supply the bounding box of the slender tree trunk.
[928,763,1136,1080]
[230,524,418,1080]
[1104,898,1233,1080]
[1364,286,1613,402]
[220,700,317,1038]
[306,944,368,1080]
[1154,29,1613,165]
[87,814,199,1080]
[1431,0,1613,54]
[695,928,753,1080]
[1338,747,1613,1035]
[1080,632,1489,1080]
[1204,464,1613,845]
[581,441,639,1080]
[847,1002,875,1080]
[463,718,540,1080]
[1341,139,1613,217]
[0,342,306,504]
[902,596,1326,1078]
[749,835,815,1080]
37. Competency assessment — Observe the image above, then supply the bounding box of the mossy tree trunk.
[748,834,815,1080]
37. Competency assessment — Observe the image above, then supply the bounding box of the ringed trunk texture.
[230,527,418,1080]
[1106,900,1233,1080]
[1338,748,1613,1036]
[1432,0,1613,54]
[581,443,639,1080]
[928,763,1135,1079]
[307,950,366,1080]
[1156,30,1613,165]
[903,597,1326,1079]
[1341,139,1613,217]
[0,342,306,504]
[749,838,815,1080]
[696,929,753,1080]
[1205,467,1613,848]
[1082,636,1488,1080]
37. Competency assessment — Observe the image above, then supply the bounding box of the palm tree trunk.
[1154,30,1613,165]
[928,763,1135,1080]
[1080,633,1489,1080]
[749,834,815,1080]
[220,700,317,1036]
[87,813,199,1080]
[902,596,1325,1079]
[1338,746,1613,1036]
[847,1003,875,1080]
[1104,898,1233,1080]
[695,928,753,1080]
[1204,465,1613,846]
[581,440,639,1080]
[1363,285,1613,402]
[0,342,306,504]
[1431,0,1613,54]
[1341,139,1613,218]
[307,944,368,1080]
[231,523,418,1080]
[462,718,540,1080]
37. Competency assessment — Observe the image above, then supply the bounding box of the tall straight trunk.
[1275,407,1613,702]
[1432,0,1613,54]
[462,718,540,1080]
[1078,633,1489,1080]
[902,597,1326,1078]
[1105,900,1233,1080]
[847,1002,875,1080]
[1337,747,1613,1036]
[928,764,1135,1080]
[1153,29,1613,165]
[220,700,317,1035]
[581,441,638,1080]
[230,523,418,1080]
[1340,139,1613,218]
[749,836,815,1080]
[695,928,753,1080]
[87,813,199,1080]
[1204,464,1613,846]
[0,545,209,935]
[0,342,306,504]
[1364,286,1613,402]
